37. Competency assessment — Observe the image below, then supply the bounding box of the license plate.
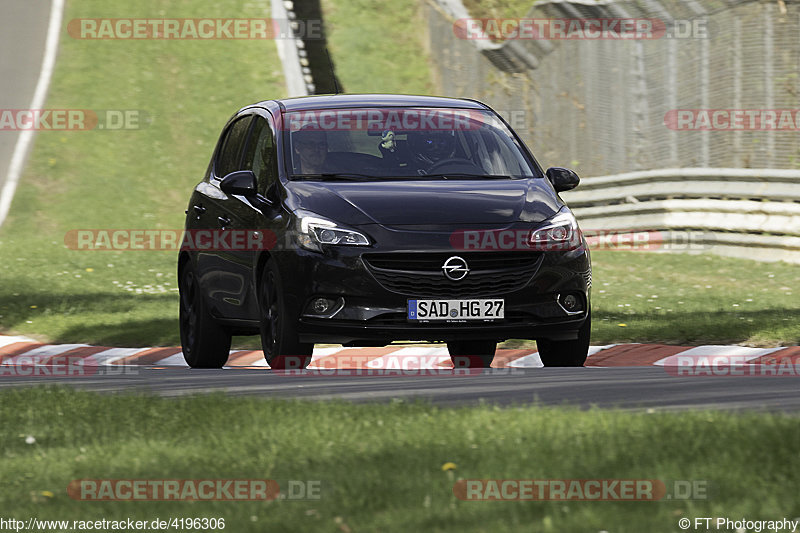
[407,299,504,321]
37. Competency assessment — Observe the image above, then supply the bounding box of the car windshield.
[284,107,537,180]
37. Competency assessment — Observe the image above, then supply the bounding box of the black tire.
[536,310,591,367]
[179,261,231,368]
[447,340,497,369]
[259,259,313,370]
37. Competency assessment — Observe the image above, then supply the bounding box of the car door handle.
[192,205,206,218]
[218,216,231,228]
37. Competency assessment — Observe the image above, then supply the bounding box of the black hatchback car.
[179,94,591,369]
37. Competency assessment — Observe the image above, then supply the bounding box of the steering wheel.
[425,157,484,175]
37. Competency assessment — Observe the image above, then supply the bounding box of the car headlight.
[296,210,370,252]
[529,207,582,251]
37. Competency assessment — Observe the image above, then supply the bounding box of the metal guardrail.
[561,168,800,263]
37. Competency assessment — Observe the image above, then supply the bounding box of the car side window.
[242,116,278,192]
[215,116,253,178]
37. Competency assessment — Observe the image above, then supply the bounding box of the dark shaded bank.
[291,0,344,94]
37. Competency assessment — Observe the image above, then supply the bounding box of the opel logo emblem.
[442,256,469,281]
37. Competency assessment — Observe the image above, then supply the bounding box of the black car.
[178,94,591,369]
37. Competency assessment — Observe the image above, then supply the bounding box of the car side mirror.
[220,170,257,197]
[545,167,580,192]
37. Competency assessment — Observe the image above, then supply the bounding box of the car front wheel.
[258,259,313,370]
[447,340,496,368]
[536,310,591,367]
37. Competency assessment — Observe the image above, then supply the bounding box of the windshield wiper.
[291,173,378,182]
[291,173,521,182]
[422,173,516,180]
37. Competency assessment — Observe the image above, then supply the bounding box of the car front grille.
[361,252,542,297]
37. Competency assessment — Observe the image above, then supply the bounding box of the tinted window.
[216,116,252,178]
[285,108,536,179]
[242,116,278,192]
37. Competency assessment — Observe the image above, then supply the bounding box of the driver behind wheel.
[407,130,457,171]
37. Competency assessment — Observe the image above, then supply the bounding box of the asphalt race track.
[2,364,800,412]
[0,0,52,199]
[0,334,798,410]
[1,335,799,410]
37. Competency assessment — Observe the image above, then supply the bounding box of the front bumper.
[274,224,591,345]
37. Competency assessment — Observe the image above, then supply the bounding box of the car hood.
[284,179,562,227]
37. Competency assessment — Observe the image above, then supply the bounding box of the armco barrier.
[561,168,800,263]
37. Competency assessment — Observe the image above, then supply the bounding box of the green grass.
[587,251,800,347]
[2,387,799,532]
[463,0,537,19]
[321,0,435,95]
[0,0,284,345]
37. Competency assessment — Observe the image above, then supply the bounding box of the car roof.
[253,93,490,112]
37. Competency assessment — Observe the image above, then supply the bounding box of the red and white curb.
[1,335,798,369]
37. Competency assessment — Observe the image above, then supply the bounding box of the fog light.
[557,293,584,315]
[303,297,344,318]
[312,298,333,314]
[563,294,578,311]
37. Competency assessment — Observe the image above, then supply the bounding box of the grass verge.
[585,251,799,347]
[0,0,284,346]
[321,0,435,95]
[463,0,537,19]
[2,387,799,532]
